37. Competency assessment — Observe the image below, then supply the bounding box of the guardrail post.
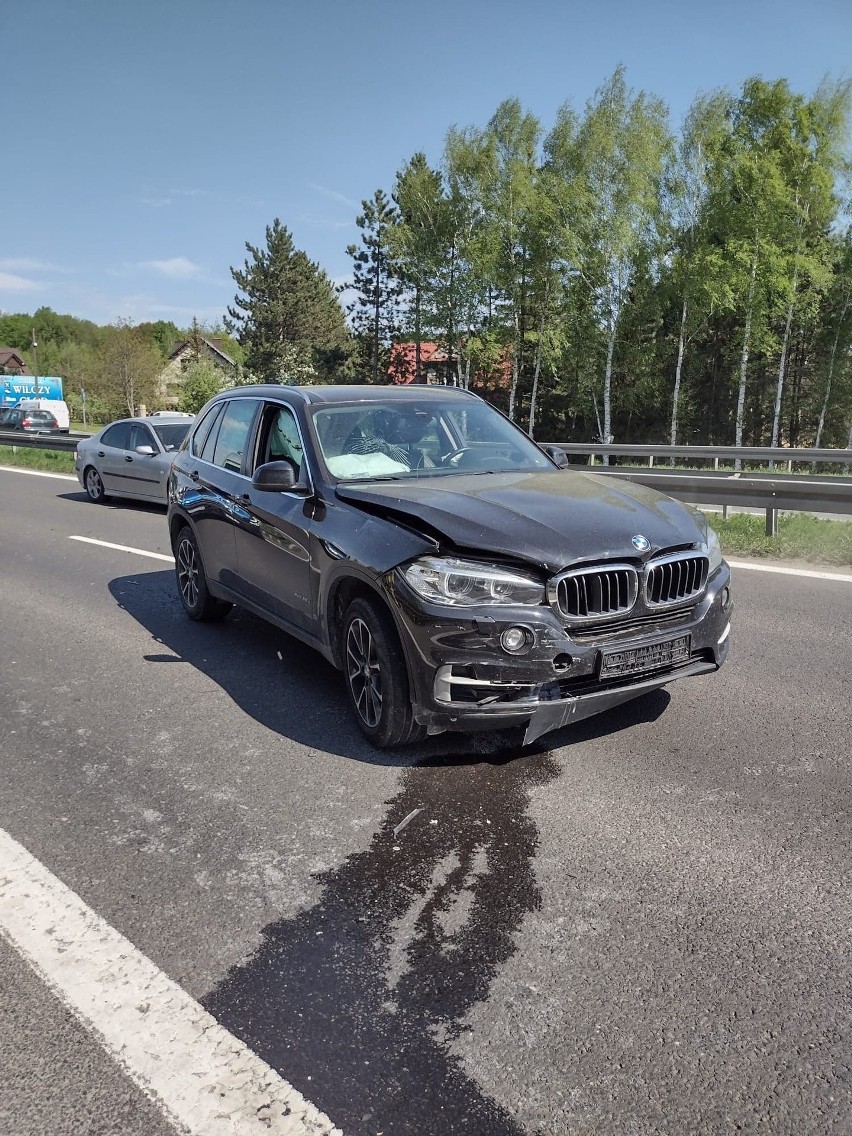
[649,455,654,468]
[766,508,778,537]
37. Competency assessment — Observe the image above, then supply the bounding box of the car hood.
[335,469,706,574]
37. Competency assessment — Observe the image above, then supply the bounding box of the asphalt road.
[1,466,850,1136]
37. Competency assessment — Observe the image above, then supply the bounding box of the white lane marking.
[727,559,852,584]
[0,464,77,481]
[0,827,342,1136]
[70,535,175,563]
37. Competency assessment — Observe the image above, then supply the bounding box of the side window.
[101,422,131,449]
[191,403,223,458]
[212,399,259,473]
[129,423,154,450]
[260,404,304,479]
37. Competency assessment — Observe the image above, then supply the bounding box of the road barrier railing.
[0,430,83,453]
[545,442,852,532]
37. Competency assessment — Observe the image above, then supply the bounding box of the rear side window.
[190,404,223,458]
[102,422,131,449]
[212,399,260,473]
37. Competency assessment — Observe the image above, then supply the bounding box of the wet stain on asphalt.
[202,747,561,1136]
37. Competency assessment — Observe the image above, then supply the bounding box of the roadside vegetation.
[707,511,852,567]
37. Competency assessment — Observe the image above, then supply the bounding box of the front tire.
[84,466,107,503]
[174,525,231,621]
[343,597,424,749]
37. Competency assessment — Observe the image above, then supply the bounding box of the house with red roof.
[388,342,454,385]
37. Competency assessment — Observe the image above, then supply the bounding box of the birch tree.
[663,92,733,447]
[446,99,544,419]
[572,67,670,459]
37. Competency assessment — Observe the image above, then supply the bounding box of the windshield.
[151,422,193,450]
[311,397,553,481]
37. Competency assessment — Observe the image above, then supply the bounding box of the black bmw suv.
[167,385,732,748]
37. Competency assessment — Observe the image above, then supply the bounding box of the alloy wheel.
[346,617,382,728]
[177,537,199,610]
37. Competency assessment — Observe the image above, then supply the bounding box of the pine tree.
[345,190,403,383]
[226,219,351,382]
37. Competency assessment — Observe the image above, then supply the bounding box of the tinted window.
[212,400,259,473]
[101,422,132,449]
[190,404,223,458]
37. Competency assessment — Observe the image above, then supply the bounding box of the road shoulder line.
[0,827,342,1136]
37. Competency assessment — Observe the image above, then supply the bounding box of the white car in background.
[75,414,194,505]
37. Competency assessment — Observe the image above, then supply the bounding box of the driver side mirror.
[540,444,570,469]
[251,459,308,493]
[135,445,156,456]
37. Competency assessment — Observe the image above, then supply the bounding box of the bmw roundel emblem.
[632,534,651,552]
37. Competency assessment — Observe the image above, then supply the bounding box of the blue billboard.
[0,376,64,405]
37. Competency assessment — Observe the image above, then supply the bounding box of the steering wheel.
[441,447,474,468]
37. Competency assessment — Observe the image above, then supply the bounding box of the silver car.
[76,415,194,505]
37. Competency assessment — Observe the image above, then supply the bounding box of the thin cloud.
[309,183,360,211]
[0,271,41,292]
[141,257,205,279]
[0,257,66,274]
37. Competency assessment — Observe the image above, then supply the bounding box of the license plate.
[600,634,691,679]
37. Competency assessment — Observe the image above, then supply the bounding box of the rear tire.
[174,525,231,621]
[84,466,107,503]
[343,597,425,749]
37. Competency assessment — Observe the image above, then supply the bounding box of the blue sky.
[1,0,849,330]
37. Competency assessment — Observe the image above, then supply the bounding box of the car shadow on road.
[58,490,168,514]
[108,568,671,768]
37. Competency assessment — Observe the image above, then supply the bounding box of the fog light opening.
[500,627,528,653]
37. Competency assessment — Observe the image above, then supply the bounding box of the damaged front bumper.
[388,563,733,745]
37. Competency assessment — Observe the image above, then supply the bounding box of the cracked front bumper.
[387,563,732,743]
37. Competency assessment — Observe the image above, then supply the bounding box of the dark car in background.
[167,385,732,748]
[0,406,63,433]
[75,415,194,505]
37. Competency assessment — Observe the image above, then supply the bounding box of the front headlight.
[401,556,545,607]
[706,525,723,575]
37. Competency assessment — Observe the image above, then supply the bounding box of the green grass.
[0,445,77,474]
[2,444,850,567]
[707,511,852,567]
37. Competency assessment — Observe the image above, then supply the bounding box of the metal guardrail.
[0,430,83,452]
[3,433,851,533]
[549,442,852,468]
[545,442,852,533]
